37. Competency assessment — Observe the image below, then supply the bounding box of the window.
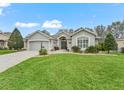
[69,42,71,44]
[77,37,89,49]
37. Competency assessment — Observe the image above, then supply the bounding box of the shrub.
[0,47,3,50]
[0,47,8,50]
[54,46,59,50]
[96,43,105,51]
[71,46,81,53]
[121,47,124,53]
[85,46,98,53]
[39,49,48,55]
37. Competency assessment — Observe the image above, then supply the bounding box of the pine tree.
[104,33,117,53]
[8,28,24,50]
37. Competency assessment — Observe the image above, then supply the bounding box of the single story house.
[24,28,97,51]
[0,31,11,49]
[116,39,124,51]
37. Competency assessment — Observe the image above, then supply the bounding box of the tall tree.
[8,28,24,50]
[95,25,106,37]
[42,30,50,35]
[105,25,112,36]
[111,21,124,39]
[104,33,117,53]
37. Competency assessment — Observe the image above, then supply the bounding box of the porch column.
[57,38,60,48]
[27,40,30,51]
[4,41,8,48]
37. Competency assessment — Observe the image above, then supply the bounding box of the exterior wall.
[24,40,27,49]
[0,34,9,41]
[116,39,124,51]
[0,34,9,48]
[72,30,96,50]
[67,39,72,50]
[4,41,8,48]
[49,39,55,50]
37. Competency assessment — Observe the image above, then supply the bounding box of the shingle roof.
[25,30,54,40]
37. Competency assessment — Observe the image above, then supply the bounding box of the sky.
[0,3,124,37]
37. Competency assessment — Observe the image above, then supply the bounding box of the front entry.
[60,37,67,49]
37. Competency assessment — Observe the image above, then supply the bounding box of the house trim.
[72,28,96,37]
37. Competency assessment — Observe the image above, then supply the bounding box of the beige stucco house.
[0,31,11,48]
[116,39,124,51]
[24,28,96,51]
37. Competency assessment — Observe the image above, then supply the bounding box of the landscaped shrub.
[0,47,8,50]
[121,47,124,53]
[71,46,81,53]
[0,47,3,50]
[96,43,105,51]
[39,49,48,55]
[85,46,98,53]
[54,46,59,50]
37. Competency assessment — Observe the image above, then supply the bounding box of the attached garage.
[29,41,49,51]
[25,31,53,51]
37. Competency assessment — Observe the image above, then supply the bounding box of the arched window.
[77,37,89,49]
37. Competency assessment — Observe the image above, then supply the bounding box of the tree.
[95,25,106,37]
[104,33,117,53]
[8,28,24,50]
[42,30,50,35]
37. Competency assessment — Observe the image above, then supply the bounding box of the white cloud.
[15,22,40,28]
[42,19,63,28]
[0,3,11,16]
[0,3,11,8]
[0,8,3,15]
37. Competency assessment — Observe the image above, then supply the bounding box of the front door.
[60,37,67,49]
[61,39,67,49]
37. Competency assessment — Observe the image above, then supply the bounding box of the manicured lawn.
[0,50,17,55]
[0,54,124,89]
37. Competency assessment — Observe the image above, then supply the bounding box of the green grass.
[0,50,16,55]
[0,54,124,89]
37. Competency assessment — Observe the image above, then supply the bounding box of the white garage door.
[29,41,49,51]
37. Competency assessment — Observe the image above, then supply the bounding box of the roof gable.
[54,31,71,39]
[72,28,96,36]
[26,30,53,40]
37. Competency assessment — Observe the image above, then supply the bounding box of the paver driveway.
[0,51,38,73]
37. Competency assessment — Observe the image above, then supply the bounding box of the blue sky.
[0,3,124,37]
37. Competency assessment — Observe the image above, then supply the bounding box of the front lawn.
[0,50,17,55]
[0,54,124,89]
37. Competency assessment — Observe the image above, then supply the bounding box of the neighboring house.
[116,39,124,51]
[0,31,11,48]
[24,28,96,51]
